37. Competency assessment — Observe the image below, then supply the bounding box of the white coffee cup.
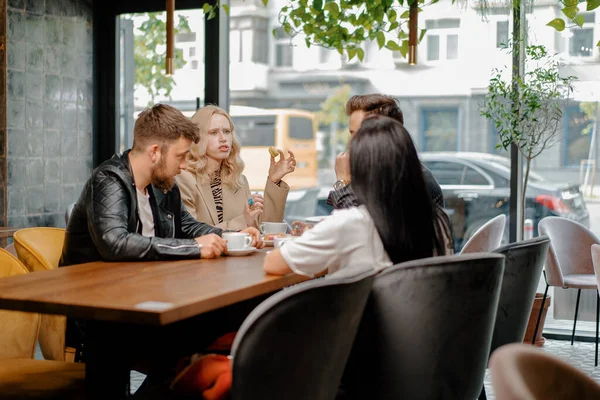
[274,236,293,249]
[223,232,252,251]
[260,222,288,235]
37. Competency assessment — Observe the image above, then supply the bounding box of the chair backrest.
[13,227,66,272]
[461,214,506,254]
[490,343,600,399]
[0,249,41,359]
[590,244,600,290]
[489,236,550,355]
[539,217,599,287]
[230,268,376,400]
[13,227,68,362]
[342,253,505,400]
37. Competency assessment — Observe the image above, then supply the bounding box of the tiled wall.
[1,0,7,230]
[5,0,93,228]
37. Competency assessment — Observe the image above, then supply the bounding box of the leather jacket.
[60,150,222,266]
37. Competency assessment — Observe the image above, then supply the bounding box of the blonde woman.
[176,105,296,231]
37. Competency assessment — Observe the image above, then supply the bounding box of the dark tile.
[77,106,91,131]
[0,158,4,186]
[44,46,60,74]
[43,130,60,159]
[7,216,28,228]
[78,130,92,157]
[61,157,78,183]
[76,158,92,182]
[7,129,26,157]
[43,157,60,183]
[7,69,25,100]
[25,71,44,99]
[61,102,77,131]
[61,183,78,210]
[60,45,77,77]
[84,19,93,47]
[7,100,25,128]
[0,130,5,157]
[44,74,60,101]
[45,213,63,228]
[43,101,60,130]
[8,0,25,9]
[61,131,77,157]
[45,0,66,16]
[27,157,44,185]
[77,79,92,108]
[26,185,44,214]
[7,10,26,40]
[26,0,45,14]
[26,100,43,129]
[62,19,76,47]
[27,130,44,157]
[44,16,61,46]
[61,77,77,102]
[26,43,44,72]
[78,0,93,20]
[26,215,45,227]
[44,177,61,214]
[0,187,4,215]
[26,13,44,43]
[7,182,26,216]
[7,40,26,70]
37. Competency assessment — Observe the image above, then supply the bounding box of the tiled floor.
[482,339,600,399]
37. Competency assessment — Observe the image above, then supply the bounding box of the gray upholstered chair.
[478,236,550,400]
[461,214,506,254]
[342,253,505,400]
[537,217,600,366]
[230,267,375,400]
[490,343,600,400]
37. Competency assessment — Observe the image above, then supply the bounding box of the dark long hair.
[350,116,451,264]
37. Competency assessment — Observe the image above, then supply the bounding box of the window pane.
[276,44,293,67]
[463,167,488,185]
[289,117,314,139]
[241,30,254,62]
[569,28,593,57]
[423,109,458,151]
[496,20,509,48]
[425,18,461,29]
[565,108,592,166]
[230,30,240,62]
[232,116,276,146]
[427,35,440,61]
[447,34,458,59]
[423,161,463,185]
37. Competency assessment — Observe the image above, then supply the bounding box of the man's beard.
[150,157,175,192]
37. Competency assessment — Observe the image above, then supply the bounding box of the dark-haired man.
[327,94,444,209]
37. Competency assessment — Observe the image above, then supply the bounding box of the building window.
[564,106,593,166]
[421,108,459,151]
[274,28,293,67]
[496,20,509,48]
[425,18,460,61]
[189,47,196,57]
[229,16,269,64]
[567,13,595,58]
[191,60,199,70]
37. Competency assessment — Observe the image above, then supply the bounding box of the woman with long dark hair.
[264,115,452,277]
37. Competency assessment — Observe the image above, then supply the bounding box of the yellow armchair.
[13,228,74,363]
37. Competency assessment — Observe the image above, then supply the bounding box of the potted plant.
[480,43,576,345]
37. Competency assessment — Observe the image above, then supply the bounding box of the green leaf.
[587,0,600,11]
[377,31,385,48]
[399,40,409,58]
[313,0,323,11]
[305,38,311,48]
[262,0,268,5]
[324,2,340,18]
[561,6,578,19]
[388,9,397,23]
[357,47,365,62]
[564,0,578,6]
[202,3,212,13]
[400,10,410,18]
[546,18,566,31]
[573,14,585,27]
[347,47,357,60]
[385,40,401,51]
[597,40,600,47]
[419,28,427,42]
[222,4,230,14]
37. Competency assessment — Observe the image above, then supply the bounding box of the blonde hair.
[187,105,245,191]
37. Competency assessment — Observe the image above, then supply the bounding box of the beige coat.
[176,170,289,231]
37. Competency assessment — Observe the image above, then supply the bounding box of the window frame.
[420,107,461,152]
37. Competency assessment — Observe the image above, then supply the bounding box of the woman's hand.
[240,227,264,249]
[268,149,296,184]
[243,201,262,228]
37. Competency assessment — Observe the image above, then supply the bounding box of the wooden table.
[0,249,308,399]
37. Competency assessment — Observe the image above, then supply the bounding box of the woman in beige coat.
[176,105,296,231]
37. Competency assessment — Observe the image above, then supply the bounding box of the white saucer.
[227,247,256,256]
[305,216,329,223]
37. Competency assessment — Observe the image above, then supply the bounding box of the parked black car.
[316,152,590,252]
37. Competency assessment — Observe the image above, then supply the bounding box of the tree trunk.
[521,156,531,240]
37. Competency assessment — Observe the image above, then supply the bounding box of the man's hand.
[335,152,351,182]
[195,234,227,259]
[240,227,264,249]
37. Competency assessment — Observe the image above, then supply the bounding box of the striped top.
[210,170,224,223]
